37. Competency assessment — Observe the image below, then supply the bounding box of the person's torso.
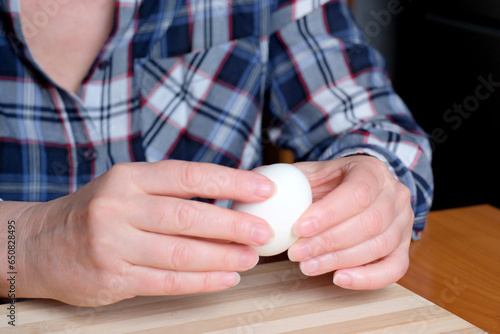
[0,0,288,201]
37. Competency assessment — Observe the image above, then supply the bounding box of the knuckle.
[395,183,414,218]
[86,195,107,217]
[365,269,384,290]
[86,194,115,223]
[211,170,231,195]
[362,208,385,238]
[163,272,183,293]
[169,241,193,270]
[202,272,217,291]
[156,206,171,231]
[364,276,375,290]
[405,210,415,228]
[220,247,234,268]
[316,232,335,254]
[228,213,248,242]
[103,162,139,192]
[83,198,118,262]
[397,254,410,279]
[399,183,412,204]
[325,250,342,269]
[372,158,388,172]
[180,162,204,190]
[363,156,388,175]
[173,201,198,233]
[372,232,394,256]
[108,162,133,181]
[352,179,373,209]
[84,233,112,270]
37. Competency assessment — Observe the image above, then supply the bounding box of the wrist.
[0,201,47,299]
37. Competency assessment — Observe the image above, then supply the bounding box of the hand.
[14,160,275,306]
[288,155,414,290]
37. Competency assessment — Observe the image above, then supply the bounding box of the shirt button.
[98,60,111,70]
[83,148,98,162]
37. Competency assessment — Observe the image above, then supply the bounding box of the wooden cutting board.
[0,261,484,333]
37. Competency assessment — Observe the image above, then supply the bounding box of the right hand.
[15,160,275,306]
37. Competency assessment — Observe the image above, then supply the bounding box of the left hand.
[287,155,414,290]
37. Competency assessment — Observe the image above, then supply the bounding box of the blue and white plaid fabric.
[0,0,433,232]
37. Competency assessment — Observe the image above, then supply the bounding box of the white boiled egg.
[231,163,312,256]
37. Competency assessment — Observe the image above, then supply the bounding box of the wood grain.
[399,204,500,334]
[1,261,482,333]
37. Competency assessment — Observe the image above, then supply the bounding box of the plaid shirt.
[0,0,433,232]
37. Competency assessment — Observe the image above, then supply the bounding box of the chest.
[19,0,116,94]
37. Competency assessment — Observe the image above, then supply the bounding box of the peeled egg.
[231,163,312,256]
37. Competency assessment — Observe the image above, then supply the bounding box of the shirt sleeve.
[265,0,434,236]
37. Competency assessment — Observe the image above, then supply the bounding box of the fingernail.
[301,258,319,276]
[253,178,276,198]
[223,272,241,288]
[251,224,274,245]
[289,242,312,261]
[295,219,319,236]
[241,249,259,269]
[333,273,352,287]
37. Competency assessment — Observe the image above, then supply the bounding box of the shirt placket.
[4,0,142,193]
[78,0,143,177]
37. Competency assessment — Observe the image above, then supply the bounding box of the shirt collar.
[0,0,32,67]
[99,0,144,59]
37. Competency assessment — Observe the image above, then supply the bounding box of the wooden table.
[1,262,482,333]
[399,204,500,334]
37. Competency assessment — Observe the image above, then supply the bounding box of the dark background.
[355,0,500,210]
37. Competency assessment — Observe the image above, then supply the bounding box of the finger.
[289,185,412,261]
[129,195,274,246]
[125,160,275,201]
[124,230,259,272]
[332,239,411,290]
[291,161,344,202]
[125,266,242,296]
[293,160,386,237]
[296,213,412,277]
